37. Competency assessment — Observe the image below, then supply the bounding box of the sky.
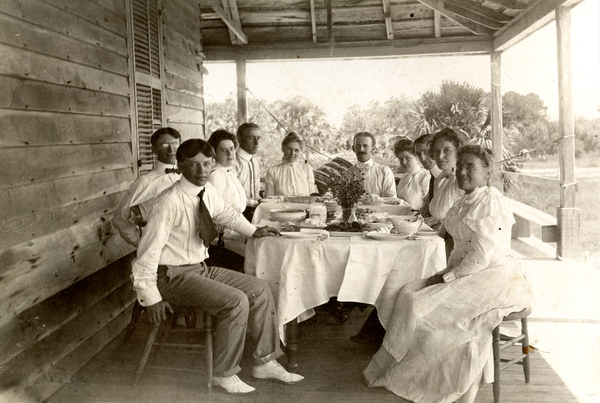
[204,0,599,127]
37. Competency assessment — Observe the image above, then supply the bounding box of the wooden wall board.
[0,281,134,395]
[0,168,133,219]
[0,44,129,97]
[0,110,131,147]
[166,88,205,110]
[165,105,205,125]
[93,0,127,17]
[164,58,204,86]
[0,13,128,75]
[163,27,204,65]
[165,72,203,96]
[0,76,130,117]
[41,0,127,35]
[0,253,133,366]
[0,190,127,250]
[0,143,133,188]
[167,122,206,141]
[163,6,203,44]
[2,302,133,403]
[163,46,204,73]
[0,230,133,318]
[1,0,127,56]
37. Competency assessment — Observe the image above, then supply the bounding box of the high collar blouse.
[395,166,431,210]
[208,163,247,214]
[428,168,464,220]
[264,160,317,197]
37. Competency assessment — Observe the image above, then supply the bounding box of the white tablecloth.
[245,232,445,343]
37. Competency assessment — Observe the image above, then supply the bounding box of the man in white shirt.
[414,134,443,220]
[132,139,303,394]
[345,132,397,198]
[234,123,262,221]
[112,127,181,246]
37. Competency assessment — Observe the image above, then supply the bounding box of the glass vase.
[341,204,357,223]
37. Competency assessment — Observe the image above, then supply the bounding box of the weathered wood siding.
[0,0,205,400]
[163,0,206,140]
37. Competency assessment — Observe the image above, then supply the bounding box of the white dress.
[429,168,463,220]
[364,186,533,403]
[208,164,248,255]
[396,166,430,210]
[264,161,317,197]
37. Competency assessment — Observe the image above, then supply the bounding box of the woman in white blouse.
[364,145,533,403]
[264,132,317,197]
[393,138,430,210]
[207,129,248,271]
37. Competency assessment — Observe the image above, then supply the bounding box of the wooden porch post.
[490,51,503,192]
[236,59,248,126]
[555,6,580,260]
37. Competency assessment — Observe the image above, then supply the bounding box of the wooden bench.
[509,199,558,242]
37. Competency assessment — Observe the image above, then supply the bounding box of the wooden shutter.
[130,0,163,174]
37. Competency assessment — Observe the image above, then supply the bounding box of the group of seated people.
[111,123,532,402]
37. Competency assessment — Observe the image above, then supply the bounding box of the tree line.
[205,80,600,170]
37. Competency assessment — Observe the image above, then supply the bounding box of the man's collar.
[179,176,205,196]
[355,159,374,169]
[155,161,177,173]
[237,148,253,161]
[430,165,443,178]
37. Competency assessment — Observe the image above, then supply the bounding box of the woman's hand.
[426,274,445,287]
[253,226,280,238]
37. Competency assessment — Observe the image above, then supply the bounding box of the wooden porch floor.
[46,307,579,403]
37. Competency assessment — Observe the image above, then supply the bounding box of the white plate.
[292,224,327,230]
[416,229,438,236]
[365,232,407,241]
[279,232,322,240]
[328,231,363,237]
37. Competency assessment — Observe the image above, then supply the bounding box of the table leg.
[285,318,299,370]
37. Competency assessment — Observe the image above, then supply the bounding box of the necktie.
[197,189,218,247]
[165,168,180,174]
[249,157,255,199]
[427,175,435,202]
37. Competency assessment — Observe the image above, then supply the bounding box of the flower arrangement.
[327,170,365,208]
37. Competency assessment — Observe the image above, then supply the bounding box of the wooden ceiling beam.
[382,0,395,40]
[415,0,495,35]
[444,2,503,29]
[202,36,493,61]
[207,0,248,45]
[485,0,527,10]
[434,10,442,37]
[446,0,511,22]
[493,0,584,51]
[310,0,318,44]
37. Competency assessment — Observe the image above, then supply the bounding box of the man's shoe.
[252,360,304,385]
[213,374,255,394]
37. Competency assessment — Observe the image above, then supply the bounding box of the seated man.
[414,133,442,224]
[345,132,397,198]
[234,122,262,221]
[132,139,304,394]
[112,127,181,246]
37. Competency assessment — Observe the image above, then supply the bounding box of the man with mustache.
[112,127,181,246]
[345,132,396,198]
[132,139,304,394]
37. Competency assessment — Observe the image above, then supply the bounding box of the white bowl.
[389,215,423,235]
[269,209,307,224]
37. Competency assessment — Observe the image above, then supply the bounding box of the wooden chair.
[126,301,215,393]
[492,307,533,403]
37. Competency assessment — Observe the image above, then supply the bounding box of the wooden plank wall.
[163,0,206,141]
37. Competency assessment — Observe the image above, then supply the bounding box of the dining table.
[246,200,445,368]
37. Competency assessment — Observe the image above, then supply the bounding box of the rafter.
[485,0,527,10]
[207,0,248,45]
[415,0,494,35]
[382,0,394,40]
[434,10,441,37]
[446,0,511,22]
[444,2,503,29]
[493,0,584,51]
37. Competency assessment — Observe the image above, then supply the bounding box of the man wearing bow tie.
[132,139,303,394]
[345,132,397,198]
[112,127,181,246]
